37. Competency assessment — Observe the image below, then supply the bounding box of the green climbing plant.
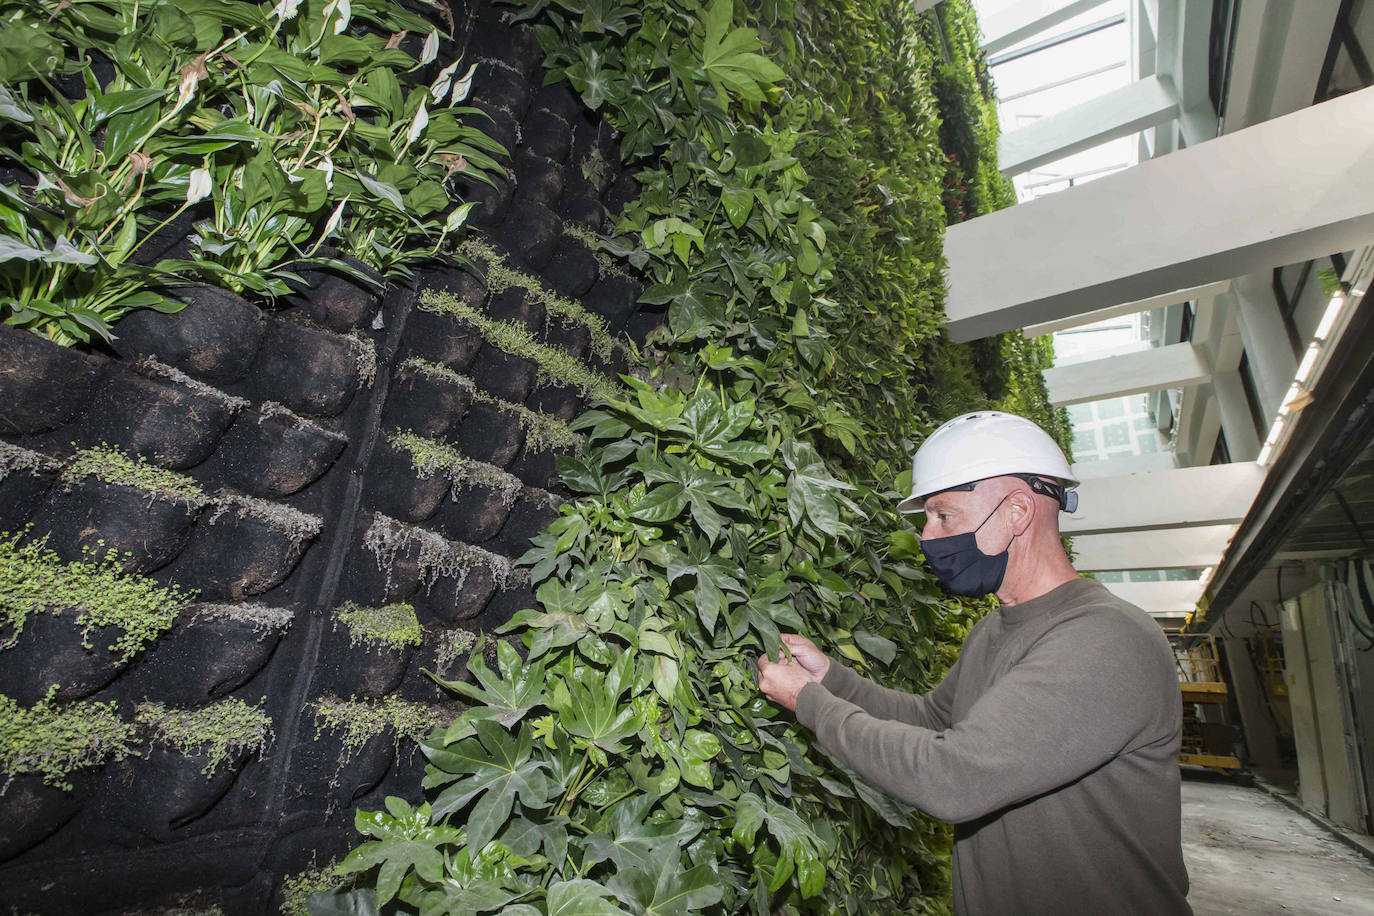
[323,0,1065,913]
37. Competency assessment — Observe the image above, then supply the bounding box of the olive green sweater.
[795,577,1191,915]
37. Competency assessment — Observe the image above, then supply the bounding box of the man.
[757,411,1191,915]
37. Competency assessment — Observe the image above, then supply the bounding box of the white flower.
[319,155,334,189]
[420,30,439,66]
[271,0,301,20]
[323,0,351,34]
[407,101,428,144]
[186,167,212,204]
[431,59,459,103]
[450,62,477,104]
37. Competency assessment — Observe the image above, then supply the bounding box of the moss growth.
[458,237,626,361]
[0,689,136,791]
[0,530,195,662]
[136,698,273,777]
[207,491,323,547]
[61,444,207,507]
[133,357,250,413]
[562,222,632,281]
[311,695,453,760]
[433,627,478,670]
[280,863,347,916]
[257,401,347,440]
[349,332,378,387]
[420,289,624,402]
[387,429,525,507]
[362,514,517,594]
[0,441,60,482]
[399,358,583,453]
[334,601,423,652]
[191,602,295,636]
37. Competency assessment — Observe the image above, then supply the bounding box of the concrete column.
[1232,274,1300,423]
[944,86,1374,342]
[998,75,1181,177]
[1213,369,1262,461]
[1045,341,1211,406]
[980,0,1115,55]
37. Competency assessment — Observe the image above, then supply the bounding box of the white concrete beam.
[1046,341,1211,406]
[1062,462,1264,535]
[1071,524,1235,570]
[999,75,1181,177]
[981,0,1114,55]
[1022,281,1230,337]
[911,0,943,14]
[944,86,1374,342]
[1102,579,1206,614]
[1072,453,1178,479]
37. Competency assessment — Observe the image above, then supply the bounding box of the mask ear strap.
[972,492,1014,535]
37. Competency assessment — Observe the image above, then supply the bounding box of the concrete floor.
[1182,774,1374,914]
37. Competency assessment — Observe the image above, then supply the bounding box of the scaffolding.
[1173,634,1243,771]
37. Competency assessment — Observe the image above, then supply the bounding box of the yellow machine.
[1173,634,1243,771]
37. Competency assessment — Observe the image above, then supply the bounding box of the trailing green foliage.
[311,695,454,762]
[460,236,626,359]
[136,697,274,776]
[398,357,584,453]
[419,290,624,402]
[282,863,349,916]
[330,0,1067,913]
[0,688,136,791]
[0,529,195,662]
[62,443,208,506]
[0,0,504,343]
[389,429,526,506]
[335,601,424,652]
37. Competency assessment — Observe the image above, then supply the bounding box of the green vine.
[136,697,274,777]
[0,530,195,662]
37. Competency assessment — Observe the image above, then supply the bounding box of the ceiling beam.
[1063,463,1264,535]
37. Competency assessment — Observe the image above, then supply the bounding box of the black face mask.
[920,494,1014,597]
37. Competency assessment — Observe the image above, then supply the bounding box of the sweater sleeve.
[820,653,961,732]
[794,612,1170,824]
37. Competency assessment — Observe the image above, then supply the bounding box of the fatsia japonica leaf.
[337,799,459,905]
[583,794,702,871]
[428,639,546,732]
[606,855,725,916]
[546,879,632,915]
[696,0,786,105]
[427,720,554,855]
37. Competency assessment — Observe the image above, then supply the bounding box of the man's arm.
[793,615,1169,824]
[821,655,961,732]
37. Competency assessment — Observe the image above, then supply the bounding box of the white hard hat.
[897,410,1078,513]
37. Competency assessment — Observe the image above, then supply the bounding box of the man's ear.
[1006,486,1037,535]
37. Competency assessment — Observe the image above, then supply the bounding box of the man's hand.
[780,633,831,682]
[757,650,813,711]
